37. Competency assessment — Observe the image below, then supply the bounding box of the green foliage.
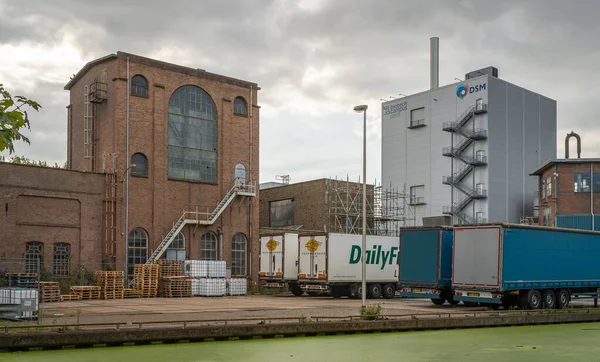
[360,303,382,320]
[0,84,41,154]
[0,155,66,168]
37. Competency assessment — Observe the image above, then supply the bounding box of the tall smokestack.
[430,37,439,90]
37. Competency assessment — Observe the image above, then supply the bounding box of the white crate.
[191,278,226,297]
[207,261,226,278]
[184,260,227,278]
[0,288,39,319]
[226,278,247,296]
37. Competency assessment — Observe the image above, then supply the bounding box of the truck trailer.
[258,233,299,292]
[398,226,457,305]
[452,223,600,309]
[299,233,399,299]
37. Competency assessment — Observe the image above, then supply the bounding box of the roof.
[530,158,600,176]
[64,51,260,91]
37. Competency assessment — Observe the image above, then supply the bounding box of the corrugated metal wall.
[556,214,600,231]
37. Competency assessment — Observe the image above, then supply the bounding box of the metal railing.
[408,119,426,128]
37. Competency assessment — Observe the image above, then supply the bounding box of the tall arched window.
[231,233,247,276]
[200,232,217,260]
[25,241,43,274]
[53,243,70,277]
[167,232,185,260]
[131,152,148,177]
[168,85,218,183]
[128,228,148,274]
[233,97,248,116]
[131,75,148,97]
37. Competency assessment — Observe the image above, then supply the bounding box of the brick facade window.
[131,153,148,177]
[200,232,217,261]
[168,85,218,183]
[231,233,247,276]
[25,241,43,274]
[131,75,148,97]
[128,228,148,274]
[53,243,70,277]
[170,232,185,250]
[269,199,294,227]
[233,97,248,116]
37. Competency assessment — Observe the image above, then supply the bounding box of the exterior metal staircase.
[441,99,488,224]
[145,179,256,264]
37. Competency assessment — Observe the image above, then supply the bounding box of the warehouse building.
[1,51,260,284]
[382,37,557,225]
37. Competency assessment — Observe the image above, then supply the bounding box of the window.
[269,199,295,227]
[231,233,247,276]
[234,163,246,184]
[475,183,486,196]
[200,232,217,260]
[168,85,218,183]
[170,232,185,250]
[409,107,425,128]
[128,228,148,274]
[476,212,485,224]
[574,172,600,192]
[131,153,148,177]
[541,179,546,199]
[475,150,486,163]
[409,185,425,205]
[131,75,148,97]
[234,97,248,116]
[542,208,552,226]
[545,177,552,198]
[25,242,43,274]
[53,243,70,277]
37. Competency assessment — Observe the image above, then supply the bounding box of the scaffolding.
[326,177,415,237]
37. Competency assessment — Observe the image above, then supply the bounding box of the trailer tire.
[446,294,460,305]
[368,284,382,299]
[382,284,396,299]
[542,289,557,309]
[431,298,445,305]
[290,284,304,297]
[527,289,542,310]
[557,289,570,309]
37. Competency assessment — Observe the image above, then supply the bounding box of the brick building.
[530,158,600,230]
[0,51,260,284]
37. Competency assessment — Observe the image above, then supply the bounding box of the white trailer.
[299,233,399,299]
[258,233,299,289]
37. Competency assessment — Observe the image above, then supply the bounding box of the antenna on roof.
[276,175,290,185]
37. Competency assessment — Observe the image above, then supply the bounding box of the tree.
[0,83,41,154]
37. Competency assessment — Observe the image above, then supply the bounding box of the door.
[298,235,327,281]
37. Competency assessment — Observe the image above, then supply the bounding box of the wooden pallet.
[94,270,125,299]
[40,282,61,303]
[158,277,192,298]
[123,289,139,298]
[5,273,39,288]
[70,286,102,300]
[61,294,82,301]
[133,264,160,297]
[155,260,184,277]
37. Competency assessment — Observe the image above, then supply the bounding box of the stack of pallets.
[155,260,183,277]
[123,288,140,298]
[5,273,38,288]
[133,264,159,298]
[159,276,192,298]
[39,282,61,303]
[94,271,124,299]
[70,286,102,300]
[60,294,82,302]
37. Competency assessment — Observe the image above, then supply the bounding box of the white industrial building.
[382,38,557,225]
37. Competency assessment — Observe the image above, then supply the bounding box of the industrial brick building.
[1,51,260,284]
[382,37,557,226]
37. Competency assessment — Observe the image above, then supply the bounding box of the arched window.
[231,233,247,276]
[131,153,148,177]
[200,232,217,261]
[131,75,148,97]
[128,228,148,274]
[167,232,185,260]
[25,241,43,274]
[168,85,218,183]
[233,97,248,116]
[53,243,70,277]
[234,163,246,185]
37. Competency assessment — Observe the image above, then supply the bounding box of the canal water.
[1,322,599,361]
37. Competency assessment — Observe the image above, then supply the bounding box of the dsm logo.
[456,83,486,100]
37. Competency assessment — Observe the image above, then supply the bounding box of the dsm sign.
[456,83,486,100]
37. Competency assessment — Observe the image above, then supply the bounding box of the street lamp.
[353,104,368,310]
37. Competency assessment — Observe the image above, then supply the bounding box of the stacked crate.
[133,264,159,298]
[226,278,248,296]
[183,261,227,297]
[5,273,38,288]
[39,282,61,303]
[158,276,192,297]
[60,294,81,301]
[155,260,184,277]
[123,288,139,298]
[70,286,102,300]
[95,271,124,299]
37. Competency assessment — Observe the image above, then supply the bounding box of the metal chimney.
[430,37,439,90]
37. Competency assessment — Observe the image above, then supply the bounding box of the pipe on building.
[430,37,439,90]
[565,131,581,159]
[217,227,223,260]
[248,85,253,280]
[592,163,595,230]
[125,57,130,282]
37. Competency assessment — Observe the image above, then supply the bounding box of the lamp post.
[353,104,368,310]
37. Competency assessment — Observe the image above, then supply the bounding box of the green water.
[2,323,600,362]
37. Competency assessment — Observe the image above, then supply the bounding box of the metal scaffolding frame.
[326,177,415,237]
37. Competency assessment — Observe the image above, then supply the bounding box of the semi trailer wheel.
[431,298,445,305]
[290,284,304,297]
[369,284,382,299]
[382,284,396,299]
[557,289,570,309]
[527,289,542,310]
[542,290,557,309]
[331,286,344,299]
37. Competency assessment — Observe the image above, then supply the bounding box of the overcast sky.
[2,0,600,185]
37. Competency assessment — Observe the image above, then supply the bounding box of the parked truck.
[258,233,299,292]
[452,223,600,309]
[298,233,399,299]
[398,226,457,305]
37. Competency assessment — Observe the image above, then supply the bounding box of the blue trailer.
[398,227,457,305]
[452,223,600,309]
